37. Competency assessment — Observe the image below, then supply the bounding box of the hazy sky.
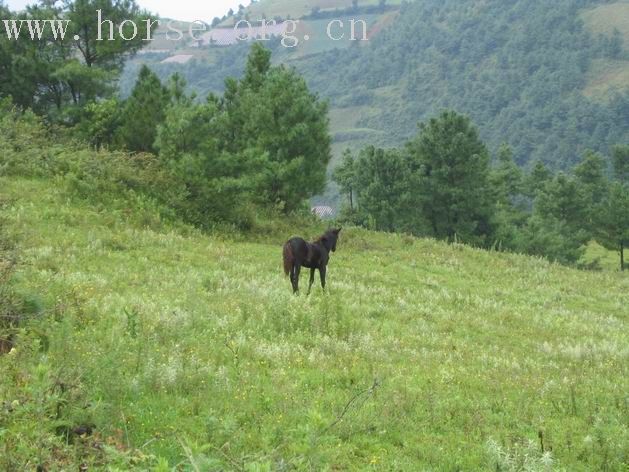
[5,0,243,22]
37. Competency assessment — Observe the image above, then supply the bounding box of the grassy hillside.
[581,1,629,47]
[581,1,629,101]
[1,176,628,470]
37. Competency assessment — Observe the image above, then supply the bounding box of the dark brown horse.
[283,228,341,294]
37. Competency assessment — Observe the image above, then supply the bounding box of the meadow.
[1,176,628,470]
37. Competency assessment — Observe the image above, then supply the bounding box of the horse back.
[288,237,309,261]
[288,237,327,268]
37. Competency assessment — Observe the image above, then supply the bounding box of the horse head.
[324,228,342,252]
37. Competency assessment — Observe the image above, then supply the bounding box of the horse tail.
[283,242,294,277]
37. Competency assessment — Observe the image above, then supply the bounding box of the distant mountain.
[122,0,629,172]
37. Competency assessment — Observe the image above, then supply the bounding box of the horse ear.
[335,228,342,234]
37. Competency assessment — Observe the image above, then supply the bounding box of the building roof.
[197,22,289,46]
[160,54,194,64]
[312,206,335,219]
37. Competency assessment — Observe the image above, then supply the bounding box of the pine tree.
[221,44,331,210]
[407,111,495,245]
[524,160,552,197]
[78,97,120,149]
[332,149,357,212]
[242,43,272,92]
[596,182,629,271]
[490,143,523,205]
[526,173,590,264]
[352,146,413,232]
[612,145,629,185]
[489,144,527,251]
[67,0,150,69]
[574,150,609,235]
[116,65,170,153]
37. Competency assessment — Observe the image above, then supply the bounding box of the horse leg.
[307,268,315,295]
[292,263,301,294]
[319,266,326,291]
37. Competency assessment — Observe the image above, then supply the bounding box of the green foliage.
[488,145,529,251]
[407,111,495,245]
[596,182,629,270]
[339,112,498,244]
[574,150,609,234]
[3,44,331,230]
[154,44,331,223]
[76,98,121,149]
[220,44,331,209]
[332,149,356,212]
[0,99,185,227]
[612,144,629,184]
[525,160,553,198]
[574,150,608,204]
[526,173,590,264]
[490,144,524,206]
[0,0,151,116]
[332,110,628,267]
[115,65,171,153]
[0,213,20,355]
[65,0,151,69]
[352,146,412,232]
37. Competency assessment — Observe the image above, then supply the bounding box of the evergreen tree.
[116,65,170,153]
[155,82,216,161]
[407,111,495,245]
[221,44,331,210]
[596,182,629,271]
[574,150,609,235]
[155,45,331,223]
[489,144,527,251]
[353,146,413,232]
[612,145,629,185]
[524,160,552,197]
[241,43,272,92]
[526,173,590,264]
[490,143,523,205]
[78,97,120,149]
[332,149,357,212]
[66,0,150,69]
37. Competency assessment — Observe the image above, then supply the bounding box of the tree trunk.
[621,241,625,272]
[349,187,353,212]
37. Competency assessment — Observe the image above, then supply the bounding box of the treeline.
[333,111,629,270]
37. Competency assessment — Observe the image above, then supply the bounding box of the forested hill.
[123,0,629,169]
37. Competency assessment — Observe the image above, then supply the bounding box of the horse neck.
[316,237,333,253]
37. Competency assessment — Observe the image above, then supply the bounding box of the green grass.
[581,1,629,49]
[580,1,629,100]
[582,240,624,272]
[583,58,629,100]
[1,176,628,470]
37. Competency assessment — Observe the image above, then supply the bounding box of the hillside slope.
[122,0,629,181]
[1,176,628,470]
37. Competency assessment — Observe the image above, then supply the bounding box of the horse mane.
[314,230,333,244]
